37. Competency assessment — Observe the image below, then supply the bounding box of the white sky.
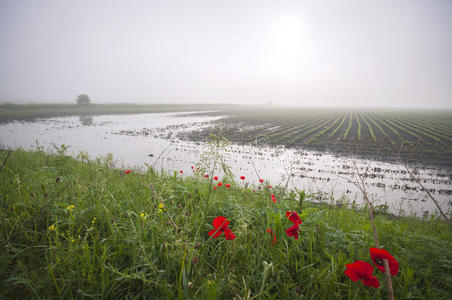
[1,0,452,107]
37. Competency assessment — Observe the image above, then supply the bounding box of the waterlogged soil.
[0,112,451,217]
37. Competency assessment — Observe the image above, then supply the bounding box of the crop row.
[189,109,452,164]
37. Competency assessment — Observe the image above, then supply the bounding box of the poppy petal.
[212,216,229,230]
[369,247,399,276]
[208,228,224,239]
[285,224,299,240]
[224,228,236,240]
[363,277,380,288]
[286,210,302,225]
[344,260,379,288]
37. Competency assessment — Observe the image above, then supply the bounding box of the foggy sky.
[1,0,452,108]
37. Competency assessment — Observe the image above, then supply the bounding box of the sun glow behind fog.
[270,14,306,63]
[260,12,314,97]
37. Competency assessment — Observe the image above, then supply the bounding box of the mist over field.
[2,2,452,299]
[1,0,452,108]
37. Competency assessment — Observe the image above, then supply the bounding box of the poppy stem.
[383,259,394,300]
[350,159,394,300]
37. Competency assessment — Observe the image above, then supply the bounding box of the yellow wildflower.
[66,204,75,212]
[140,212,148,220]
[158,203,166,213]
[48,224,56,231]
[91,217,96,225]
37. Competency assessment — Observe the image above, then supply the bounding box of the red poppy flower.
[125,169,131,174]
[271,194,277,203]
[208,216,236,240]
[285,224,300,240]
[218,182,223,186]
[259,178,264,183]
[180,170,183,174]
[267,228,276,245]
[369,248,399,276]
[204,174,209,178]
[286,210,302,225]
[240,176,245,180]
[225,184,231,189]
[213,176,218,181]
[268,185,272,189]
[344,261,380,288]
[191,166,194,169]
[223,228,236,240]
[213,186,217,190]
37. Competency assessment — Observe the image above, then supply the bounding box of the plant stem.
[351,160,394,300]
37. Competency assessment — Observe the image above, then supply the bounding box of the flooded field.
[1,112,451,217]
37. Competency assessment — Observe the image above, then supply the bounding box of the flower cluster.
[140,212,148,220]
[344,248,399,288]
[208,216,236,240]
[345,261,380,288]
[285,210,302,240]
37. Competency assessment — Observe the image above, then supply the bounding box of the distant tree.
[76,94,91,105]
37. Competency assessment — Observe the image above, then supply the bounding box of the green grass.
[1,149,452,299]
[0,103,234,123]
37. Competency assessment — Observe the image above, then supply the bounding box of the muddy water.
[1,112,451,217]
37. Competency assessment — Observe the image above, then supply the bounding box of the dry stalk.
[142,182,180,232]
[349,159,394,300]
[397,143,452,229]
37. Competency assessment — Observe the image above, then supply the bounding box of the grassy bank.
[0,103,232,123]
[0,149,451,299]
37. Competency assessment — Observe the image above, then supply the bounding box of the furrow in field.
[375,114,420,142]
[355,113,362,141]
[343,113,353,140]
[371,115,403,141]
[404,119,452,142]
[276,113,336,145]
[329,112,348,138]
[270,113,331,141]
[265,112,326,138]
[364,114,394,144]
[287,112,342,145]
[306,112,345,144]
[359,113,376,142]
[389,118,442,143]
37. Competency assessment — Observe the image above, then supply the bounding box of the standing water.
[1,112,451,217]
